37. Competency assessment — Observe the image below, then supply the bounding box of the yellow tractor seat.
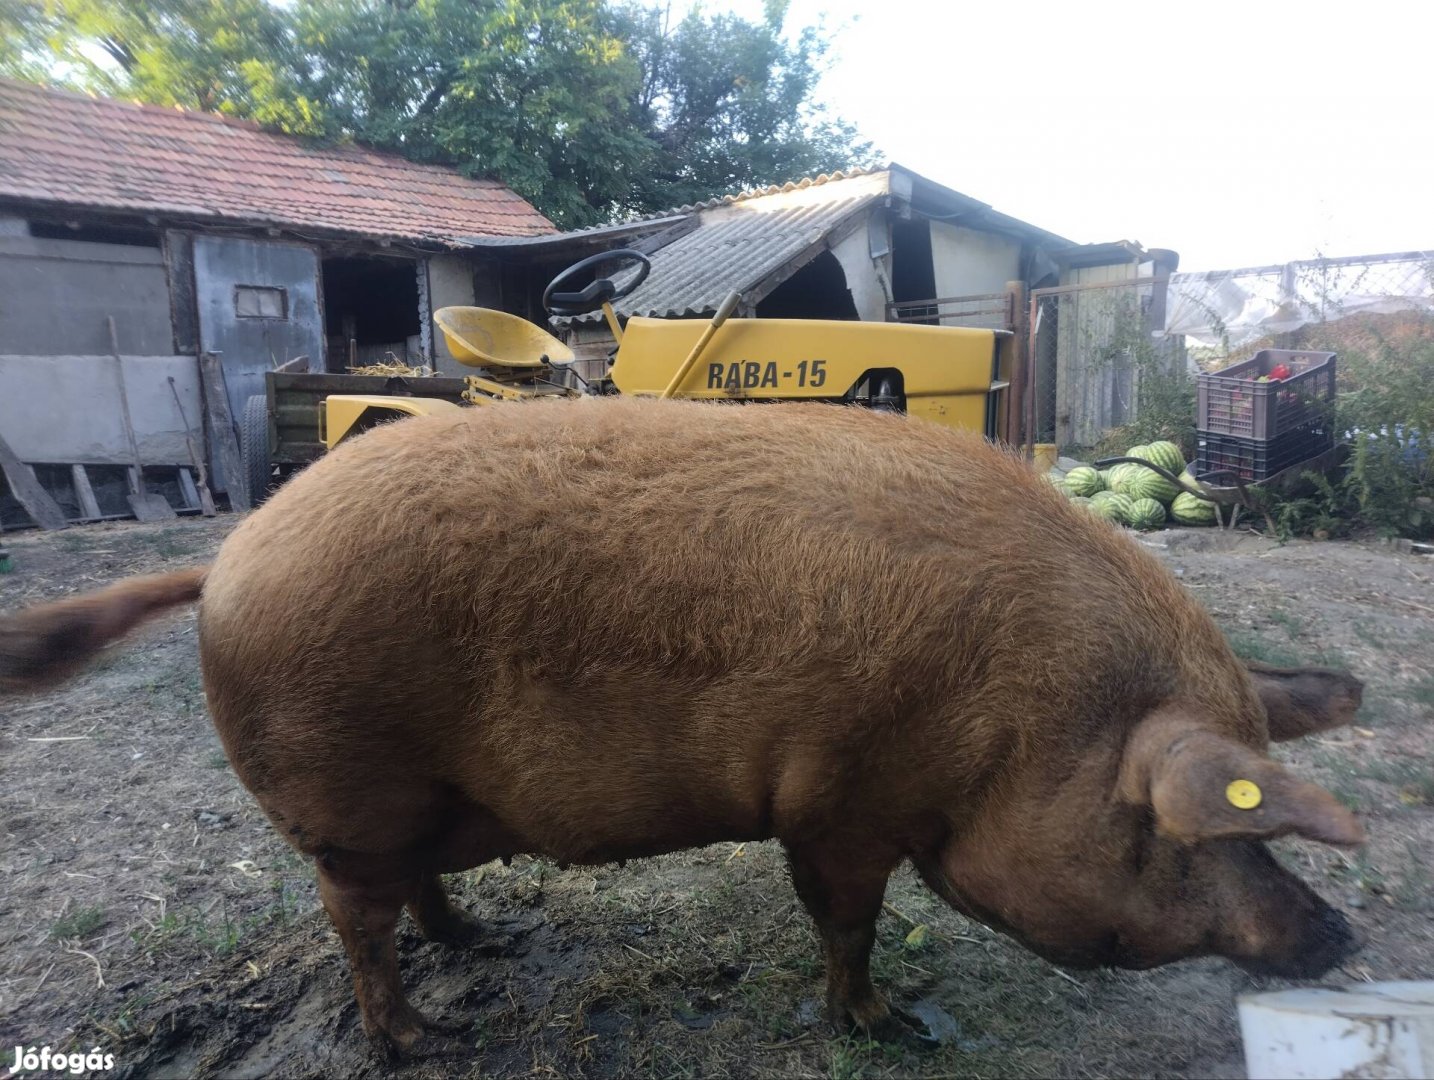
[434,307,575,370]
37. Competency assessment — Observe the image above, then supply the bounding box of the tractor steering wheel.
[543,249,651,316]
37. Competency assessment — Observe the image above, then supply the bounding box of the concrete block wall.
[0,354,204,466]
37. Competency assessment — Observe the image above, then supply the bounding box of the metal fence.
[1028,275,1183,450]
[887,291,1015,331]
[1025,250,1434,454]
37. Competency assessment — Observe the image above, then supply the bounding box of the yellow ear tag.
[1226,779,1262,810]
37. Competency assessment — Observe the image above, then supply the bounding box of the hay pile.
[346,358,432,377]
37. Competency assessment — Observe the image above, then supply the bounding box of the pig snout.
[1235,902,1361,979]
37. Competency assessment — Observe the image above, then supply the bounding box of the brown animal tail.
[0,567,209,692]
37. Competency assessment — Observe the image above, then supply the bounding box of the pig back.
[198,397,1234,828]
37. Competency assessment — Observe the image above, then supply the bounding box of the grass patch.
[1394,850,1433,912]
[134,879,304,959]
[1349,755,1434,805]
[51,905,107,941]
[1405,677,1434,709]
[1351,620,1391,649]
[152,535,200,559]
[1225,630,1304,668]
[1268,609,1306,639]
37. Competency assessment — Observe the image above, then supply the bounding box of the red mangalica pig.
[0,398,1365,1051]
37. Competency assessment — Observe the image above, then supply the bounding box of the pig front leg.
[784,841,936,1047]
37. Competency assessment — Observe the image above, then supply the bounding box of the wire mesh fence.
[1029,276,1187,451]
[1167,250,1434,368]
[1028,250,1434,455]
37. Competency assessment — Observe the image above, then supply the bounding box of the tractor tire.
[241,394,274,508]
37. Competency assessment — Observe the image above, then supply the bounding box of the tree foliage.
[6,0,877,227]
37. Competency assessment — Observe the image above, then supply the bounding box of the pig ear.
[1119,711,1364,847]
[1245,661,1363,741]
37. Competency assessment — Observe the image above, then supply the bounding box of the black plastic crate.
[1197,349,1336,440]
[1195,426,1333,484]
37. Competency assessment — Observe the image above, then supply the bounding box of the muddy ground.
[1,516,1431,1079]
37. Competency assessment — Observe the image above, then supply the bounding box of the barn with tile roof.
[0,79,555,512]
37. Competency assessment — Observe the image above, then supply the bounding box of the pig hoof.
[475,929,524,958]
[419,906,487,948]
[863,1008,940,1051]
[366,1006,427,1062]
[423,1013,473,1036]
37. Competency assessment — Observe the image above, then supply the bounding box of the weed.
[50,905,107,940]
[828,1035,879,1080]
[1268,317,1434,540]
[206,750,230,770]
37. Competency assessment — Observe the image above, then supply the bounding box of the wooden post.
[70,464,102,520]
[0,431,67,530]
[200,352,250,511]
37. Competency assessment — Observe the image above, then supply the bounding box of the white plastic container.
[1239,982,1434,1079]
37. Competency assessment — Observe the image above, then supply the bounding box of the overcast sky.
[698,0,1433,272]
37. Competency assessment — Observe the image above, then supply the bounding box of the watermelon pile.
[1045,440,1216,530]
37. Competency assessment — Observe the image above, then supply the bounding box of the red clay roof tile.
[0,79,555,245]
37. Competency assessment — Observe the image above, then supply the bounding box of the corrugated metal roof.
[568,169,891,323]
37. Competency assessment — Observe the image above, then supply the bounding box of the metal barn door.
[193,236,323,421]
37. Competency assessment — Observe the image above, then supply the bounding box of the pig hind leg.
[317,850,431,1054]
[405,797,531,947]
[407,872,485,946]
[785,842,935,1046]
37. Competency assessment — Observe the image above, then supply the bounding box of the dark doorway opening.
[755,251,859,320]
[891,220,938,323]
[321,256,421,370]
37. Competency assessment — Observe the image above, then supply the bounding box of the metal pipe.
[659,291,742,399]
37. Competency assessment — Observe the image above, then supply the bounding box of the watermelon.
[1064,465,1105,497]
[1069,495,1094,510]
[1090,490,1134,524]
[1143,441,1186,475]
[1045,472,1071,495]
[1124,443,1150,463]
[1109,464,1144,496]
[1123,466,1181,505]
[1171,491,1217,525]
[1127,497,1167,530]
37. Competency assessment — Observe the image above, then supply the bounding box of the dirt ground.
[1,516,1431,1079]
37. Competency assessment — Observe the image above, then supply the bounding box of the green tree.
[291,0,653,226]
[11,0,324,129]
[615,0,875,211]
[11,0,876,227]
[1,0,62,81]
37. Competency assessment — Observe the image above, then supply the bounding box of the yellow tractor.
[248,251,1014,504]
